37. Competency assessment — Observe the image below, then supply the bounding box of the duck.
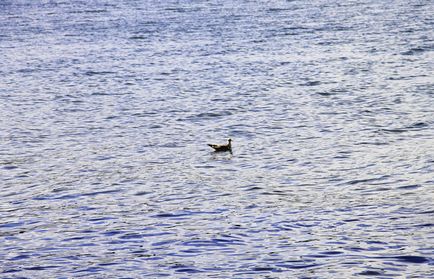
[208,138,232,152]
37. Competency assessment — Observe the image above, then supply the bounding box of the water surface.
[1,0,433,277]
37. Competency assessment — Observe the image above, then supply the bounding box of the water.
[1,0,433,277]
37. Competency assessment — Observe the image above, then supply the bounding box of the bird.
[208,138,232,152]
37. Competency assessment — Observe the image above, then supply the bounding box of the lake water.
[1,0,433,278]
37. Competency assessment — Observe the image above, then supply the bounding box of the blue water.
[1,0,433,278]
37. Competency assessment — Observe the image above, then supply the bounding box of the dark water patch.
[363,187,391,193]
[412,3,428,8]
[272,221,294,231]
[334,154,350,159]
[89,216,116,222]
[133,253,164,261]
[356,141,389,146]
[366,240,387,245]
[273,219,321,231]
[95,155,115,161]
[211,237,244,246]
[90,92,112,96]
[52,187,69,193]
[269,26,312,37]
[415,223,433,228]
[252,266,276,272]
[55,189,121,199]
[69,9,108,14]
[179,248,202,254]
[160,142,181,148]
[305,254,331,259]
[63,235,94,242]
[343,219,360,222]
[418,210,434,215]
[3,165,18,170]
[74,266,105,273]
[346,175,389,185]
[184,110,234,122]
[97,262,119,267]
[317,92,336,96]
[153,210,224,219]
[401,46,432,55]
[320,251,343,256]
[104,115,118,120]
[102,230,127,237]
[300,81,321,87]
[358,270,383,276]
[25,265,59,271]
[149,124,162,129]
[244,186,263,191]
[406,122,429,130]
[152,239,178,246]
[164,7,190,13]
[84,71,116,76]
[276,262,321,269]
[146,272,171,277]
[80,229,96,234]
[261,190,291,196]
[175,268,203,273]
[395,256,430,263]
[250,39,266,44]
[195,164,215,169]
[2,268,22,274]
[398,184,421,190]
[318,25,352,32]
[183,239,228,248]
[119,233,145,240]
[267,7,293,12]
[16,68,41,74]
[139,232,174,238]
[160,195,200,203]
[380,128,408,133]
[9,254,31,261]
[0,222,24,228]
[132,111,159,117]
[83,9,108,13]
[391,255,429,264]
[135,191,151,196]
[387,75,413,81]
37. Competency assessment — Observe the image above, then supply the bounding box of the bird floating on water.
[208,138,232,152]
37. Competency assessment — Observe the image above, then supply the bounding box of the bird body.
[208,138,232,152]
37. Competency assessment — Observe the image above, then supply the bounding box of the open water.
[1,0,433,278]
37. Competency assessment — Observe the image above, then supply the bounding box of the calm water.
[1,0,433,278]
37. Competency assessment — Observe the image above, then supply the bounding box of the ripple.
[272,219,321,231]
[84,71,116,76]
[3,165,18,170]
[406,122,430,130]
[398,184,421,190]
[183,111,234,122]
[276,262,321,269]
[393,255,430,264]
[358,270,383,276]
[401,46,433,55]
[346,175,389,185]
